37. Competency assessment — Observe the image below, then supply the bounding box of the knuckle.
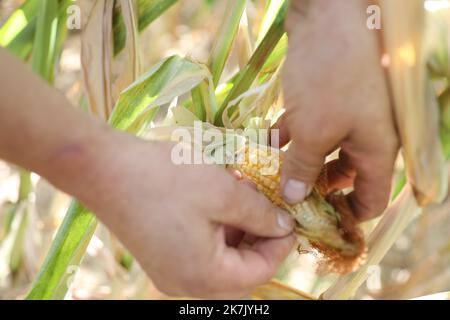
[235,206,255,228]
[351,193,386,221]
[214,195,232,215]
[208,176,238,214]
[284,151,323,183]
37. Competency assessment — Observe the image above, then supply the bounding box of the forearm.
[0,48,111,200]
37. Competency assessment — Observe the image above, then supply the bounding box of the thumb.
[213,181,295,238]
[281,136,338,204]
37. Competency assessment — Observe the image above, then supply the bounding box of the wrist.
[41,114,117,203]
[62,122,170,213]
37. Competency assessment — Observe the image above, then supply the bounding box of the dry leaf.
[381,0,448,205]
[81,0,114,120]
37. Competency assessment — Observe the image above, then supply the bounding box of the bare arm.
[0,48,110,200]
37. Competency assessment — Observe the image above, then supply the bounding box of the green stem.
[214,2,287,126]
[18,170,32,201]
[208,0,247,87]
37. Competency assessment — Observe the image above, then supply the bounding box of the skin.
[0,0,399,298]
[279,0,399,221]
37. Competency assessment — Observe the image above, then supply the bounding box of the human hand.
[76,130,296,299]
[278,0,399,220]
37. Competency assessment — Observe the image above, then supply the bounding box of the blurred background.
[0,0,450,300]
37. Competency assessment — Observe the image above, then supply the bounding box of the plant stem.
[18,170,32,201]
[214,2,286,126]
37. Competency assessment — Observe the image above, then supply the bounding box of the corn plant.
[0,0,449,300]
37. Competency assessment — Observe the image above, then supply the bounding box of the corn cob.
[230,145,366,274]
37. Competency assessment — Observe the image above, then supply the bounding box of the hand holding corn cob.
[231,145,366,274]
[280,0,399,223]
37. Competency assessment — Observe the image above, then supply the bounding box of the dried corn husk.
[80,0,114,121]
[252,279,315,300]
[381,0,448,205]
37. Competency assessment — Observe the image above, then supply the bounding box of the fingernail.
[277,210,295,231]
[283,179,310,204]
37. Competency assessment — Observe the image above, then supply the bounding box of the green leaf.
[0,0,70,62]
[109,55,211,133]
[0,202,29,275]
[31,0,61,82]
[392,170,407,200]
[257,0,285,44]
[26,202,97,300]
[439,87,450,159]
[0,202,18,241]
[0,0,175,61]
[214,1,287,126]
[189,0,247,123]
[113,0,178,55]
[208,0,247,87]
[191,78,220,123]
[8,205,29,272]
[191,85,208,122]
[0,0,39,59]
[259,33,287,82]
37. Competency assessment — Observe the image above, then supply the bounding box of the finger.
[325,151,356,192]
[271,113,290,148]
[213,182,295,238]
[344,142,398,221]
[229,169,260,190]
[227,168,243,180]
[239,177,257,190]
[214,234,296,293]
[238,233,259,247]
[281,133,342,204]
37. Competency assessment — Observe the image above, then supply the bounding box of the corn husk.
[252,279,315,300]
[80,0,114,121]
[381,0,448,206]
